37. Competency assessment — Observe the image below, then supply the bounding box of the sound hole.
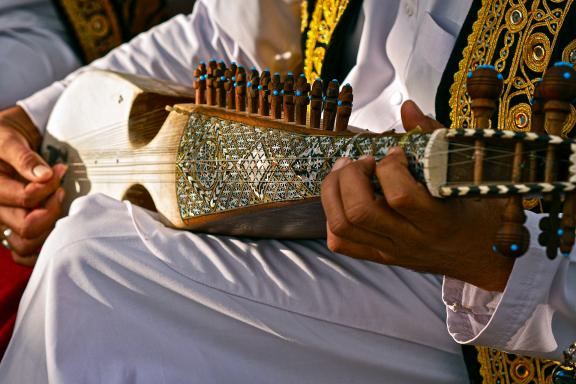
[122,184,157,212]
[129,93,193,148]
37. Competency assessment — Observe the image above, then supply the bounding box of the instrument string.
[49,110,569,187]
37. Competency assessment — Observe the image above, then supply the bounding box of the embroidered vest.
[50,0,170,63]
[302,0,576,383]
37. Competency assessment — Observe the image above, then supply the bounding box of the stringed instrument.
[41,60,576,259]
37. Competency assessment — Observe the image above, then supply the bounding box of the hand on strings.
[321,100,514,292]
[0,106,66,267]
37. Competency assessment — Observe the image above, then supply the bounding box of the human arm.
[321,100,575,358]
[19,0,302,132]
[320,100,513,292]
[0,106,66,266]
[443,225,576,360]
[0,0,299,260]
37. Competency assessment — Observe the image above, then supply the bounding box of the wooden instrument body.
[42,70,193,228]
[42,70,576,239]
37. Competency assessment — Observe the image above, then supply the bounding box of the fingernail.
[57,165,68,180]
[32,165,51,178]
[388,147,403,155]
[332,157,351,171]
[57,189,65,203]
[359,155,372,160]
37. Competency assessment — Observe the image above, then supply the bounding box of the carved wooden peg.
[224,68,236,110]
[466,64,503,129]
[259,70,271,116]
[539,62,576,136]
[247,74,260,114]
[206,59,218,106]
[235,70,247,112]
[494,196,530,258]
[322,79,339,130]
[466,64,503,185]
[283,72,295,122]
[495,140,530,258]
[193,63,207,105]
[295,73,310,126]
[335,83,353,132]
[216,71,226,108]
[270,72,282,119]
[310,78,323,129]
[530,80,545,134]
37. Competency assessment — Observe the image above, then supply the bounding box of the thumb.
[1,136,52,182]
[400,100,444,133]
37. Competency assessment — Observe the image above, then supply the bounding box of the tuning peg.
[309,79,323,129]
[224,68,236,110]
[193,63,207,105]
[494,196,530,258]
[466,64,504,129]
[205,60,218,106]
[269,72,282,119]
[259,70,271,116]
[247,73,260,114]
[322,79,339,130]
[335,84,353,132]
[235,70,247,112]
[216,72,226,108]
[295,73,310,125]
[466,65,503,185]
[283,72,295,122]
[539,62,576,136]
[494,138,530,258]
[530,80,546,134]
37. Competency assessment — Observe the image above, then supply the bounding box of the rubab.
[42,60,576,258]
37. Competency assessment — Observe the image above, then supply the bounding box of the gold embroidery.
[448,1,575,381]
[448,0,574,137]
[524,33,552,73]
[563,38,576,63]
[301,1,310,33]
[507,103,533,131]
[58,0,123,62]
[477,347,560,384]
[303,0,351,83]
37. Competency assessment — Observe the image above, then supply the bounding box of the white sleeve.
[17,0,302,132]
[442,210,576,360]
[0,0,81,109]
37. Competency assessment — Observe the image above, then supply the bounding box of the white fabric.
[0,0,80,109]
[18,0,302,131]
[1,194,467,383]
[443,211,576,360]
[3,0,574,382]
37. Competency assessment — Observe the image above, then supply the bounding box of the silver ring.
[1,238,11,250]
[2,228,12,239]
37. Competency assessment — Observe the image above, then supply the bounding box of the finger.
[400,100,444,133]
[321,158,401,252]
[0,134,53,182]
[11,252,38,268]
[0,164,66,208]
[326,227,395,264]
[376,148,449,225]
[337,157,414,236]
[3,230,48,256]
[0,188,64,238]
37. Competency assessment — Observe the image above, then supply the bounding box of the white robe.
[1,0,574,382]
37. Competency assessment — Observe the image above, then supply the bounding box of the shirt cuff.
[442,211,563,353]
[17,81,66,134]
